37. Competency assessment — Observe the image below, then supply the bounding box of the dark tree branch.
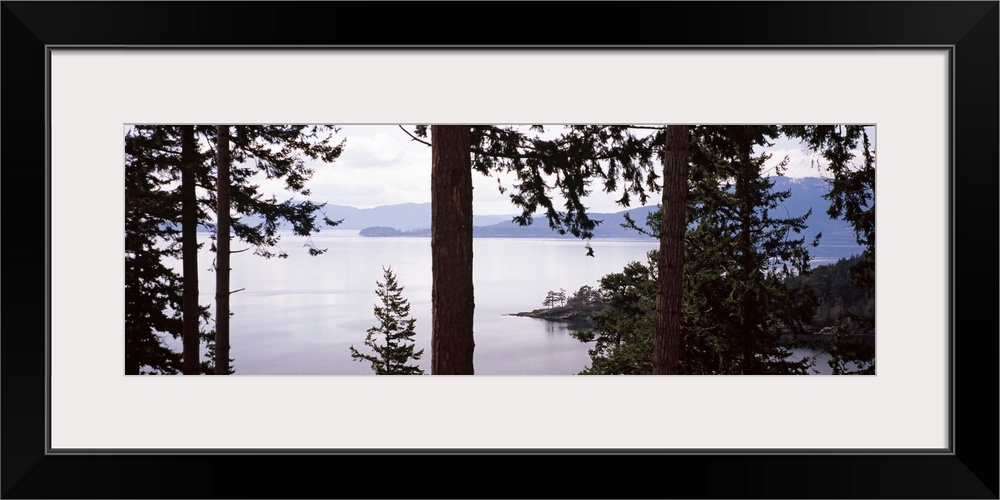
[398,125,432,147]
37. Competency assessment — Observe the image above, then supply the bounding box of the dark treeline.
[125,125,344,374]
[569,126,875,375]
[413,124,874,375]
[570,253,875,375]
[126,124,874,375]
[785,254,875,327]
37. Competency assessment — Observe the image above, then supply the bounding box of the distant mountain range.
[206,176,866,261]
[202,202,510,231]
[306,203,513,230]
[353,177,859,238]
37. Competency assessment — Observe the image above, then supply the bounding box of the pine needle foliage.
[350,267,425,375]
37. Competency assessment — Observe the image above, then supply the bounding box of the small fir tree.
[350,267,425,375]
[543,290,558,309]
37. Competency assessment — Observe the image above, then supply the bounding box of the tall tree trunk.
[430,125,475,375]
[215,125,231,375]
[735,127,756,375]
[653,125,689,375]
[180,125,200,375]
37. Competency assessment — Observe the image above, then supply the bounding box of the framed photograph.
[3,2,996,498]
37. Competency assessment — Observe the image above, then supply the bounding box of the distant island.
[507,304,601,324]
[357,223,653,239]
[357,205,662,239]
[198,176,863,259]
[195,177,855,240]
[507,287,606,325]
[358,226,427,237]
[350,177,860,245]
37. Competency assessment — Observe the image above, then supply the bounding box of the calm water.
[161,231,659,375]
[157,230,849,375]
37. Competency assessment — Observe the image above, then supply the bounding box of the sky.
[245,125,866,215]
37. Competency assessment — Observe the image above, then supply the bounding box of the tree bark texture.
[430,125,475,375]
[180,125,201,375]
[653,125,689,375]
[215,126,231,375]
[735,127,757,375]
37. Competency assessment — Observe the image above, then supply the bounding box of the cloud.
[242,125,869,216]
[762,148,829,178]
[760,147,868,179]
[337,131,408,167]
[307,157,431,208]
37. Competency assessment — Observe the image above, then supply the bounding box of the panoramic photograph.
[124,124,875,376]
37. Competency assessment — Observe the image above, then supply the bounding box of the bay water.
[159,230,841,375]
[162,230,657,375]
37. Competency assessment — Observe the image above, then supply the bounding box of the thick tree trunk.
[430,125,475,375]
[653,125,689,375]
[735,127,756,375]
[180,125,200,375]
[215,126,231,375]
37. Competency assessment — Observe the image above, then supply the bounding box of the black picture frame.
[3,2,996,498]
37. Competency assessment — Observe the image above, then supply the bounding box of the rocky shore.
[506,304,602,323]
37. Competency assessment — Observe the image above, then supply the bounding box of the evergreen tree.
[124,126,220,374]
[428,125,475,374]
[124,221,183,375]
[124,125,345,374]
[566,285,602,308]
[784,255,874,326]
[781,125,876,373]
[208,125,346,374]
[214,125,233,375]
[543,290,558,309]
[220,125,346,259]
[653,125,689,374]
[350,267,425,375]
[179,125,208,374]
[571,254,658,375]
[406,125,659,374]
[641,125,818,374]
[124,128,184,374]
[688,125,816,374]
[583,126,827,374]
[125,125,218,374]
